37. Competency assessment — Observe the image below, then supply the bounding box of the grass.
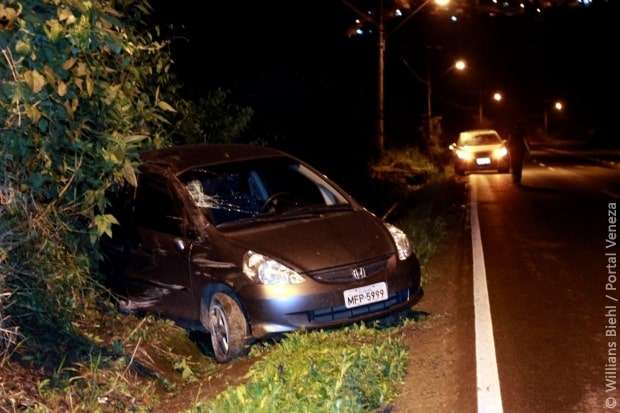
[189,323,411,413]
[0,304,224,412]
[368,146,466,283]
[395,178,465,266]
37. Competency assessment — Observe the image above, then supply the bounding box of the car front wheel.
[201,292,249,363]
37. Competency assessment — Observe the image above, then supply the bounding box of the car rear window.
[179,157,349,226]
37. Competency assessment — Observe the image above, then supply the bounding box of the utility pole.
[478,90,484,125]
[342,0,449,154]
[377,1,385,152]
[426,58,432,141]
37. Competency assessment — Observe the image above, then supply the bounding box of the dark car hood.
[222,211,395,272]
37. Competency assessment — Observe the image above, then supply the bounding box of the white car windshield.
[459,133,501,146]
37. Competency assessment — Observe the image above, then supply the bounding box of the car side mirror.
[448,143,456,151]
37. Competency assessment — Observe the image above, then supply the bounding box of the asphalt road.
[471,149,620,412]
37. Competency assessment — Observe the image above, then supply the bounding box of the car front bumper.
[236,254,422,338]
[456,156,509,172]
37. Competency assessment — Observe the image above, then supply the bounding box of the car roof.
[140,144,287,174]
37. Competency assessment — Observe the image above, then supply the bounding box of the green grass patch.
[395,177,466,284]
[190,324,408,413]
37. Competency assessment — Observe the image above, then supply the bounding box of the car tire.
[499,166,509,173]
[201,292,249,363]
[455,165,466,176]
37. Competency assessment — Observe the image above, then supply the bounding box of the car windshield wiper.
[217,212,325,229]
[280,204,353,216]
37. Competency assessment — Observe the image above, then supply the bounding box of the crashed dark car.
[105,144,423,362]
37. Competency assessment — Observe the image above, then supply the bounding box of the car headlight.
[493,146,508,159]
[384,223,413,261]
[242,251,305,285]
[456,148,473,161]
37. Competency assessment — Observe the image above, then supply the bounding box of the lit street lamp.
[544,100,565,135]
[343,0,451,152]
[479,91,505,125]
[402,57,466,144]
[454,59,467,71]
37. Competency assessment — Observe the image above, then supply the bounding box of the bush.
[174,89,253,145]
[0,0,178,360]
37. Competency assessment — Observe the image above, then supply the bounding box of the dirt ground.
[393,211,477,413]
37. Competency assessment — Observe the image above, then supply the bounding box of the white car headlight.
[493,146,508,159]
[242,251,305,285]
[384,223,413,261]
[456,148,473,161]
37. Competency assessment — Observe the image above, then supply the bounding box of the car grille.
[306,255,390,283]
[475,151,492,158]
[307,288,412,323]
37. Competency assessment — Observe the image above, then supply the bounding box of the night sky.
[148,0,618,177]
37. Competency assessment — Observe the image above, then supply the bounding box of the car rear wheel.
[201,292,249,363]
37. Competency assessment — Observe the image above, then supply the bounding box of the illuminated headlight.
[456,148,473,161]
[385,223,413,261]
[493,146,508,159]
[242,251,305,285]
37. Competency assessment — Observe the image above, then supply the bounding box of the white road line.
[470,178,504,413]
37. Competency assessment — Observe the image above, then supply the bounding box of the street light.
[402,56,465,145]
[454,59,467,71]
[544,100,565,135]
[478,91,504,124]
[343,0,451,152]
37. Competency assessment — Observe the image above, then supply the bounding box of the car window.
[180,157,349,226]
[459,133,501,146]
[135,175,184,235]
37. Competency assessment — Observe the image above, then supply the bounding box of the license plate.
[476,157,491,165]
[343,282,388,309]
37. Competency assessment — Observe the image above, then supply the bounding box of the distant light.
[356,28,363,35]
[554,101,564,111]
[395,8,403,16]
[454,59,467,71]
[536,7,541,12]
[520,2,525,8]
[434,0,450,6]
[451,15,458,21]
[367,10,372,14]
[355,18,361,24]
[493,92,503,102]
[492,0,498,3]
[503,2,509,7]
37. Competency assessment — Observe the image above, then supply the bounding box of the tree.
[0,0,179,345]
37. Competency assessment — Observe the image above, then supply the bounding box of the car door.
[126,173,195,320]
